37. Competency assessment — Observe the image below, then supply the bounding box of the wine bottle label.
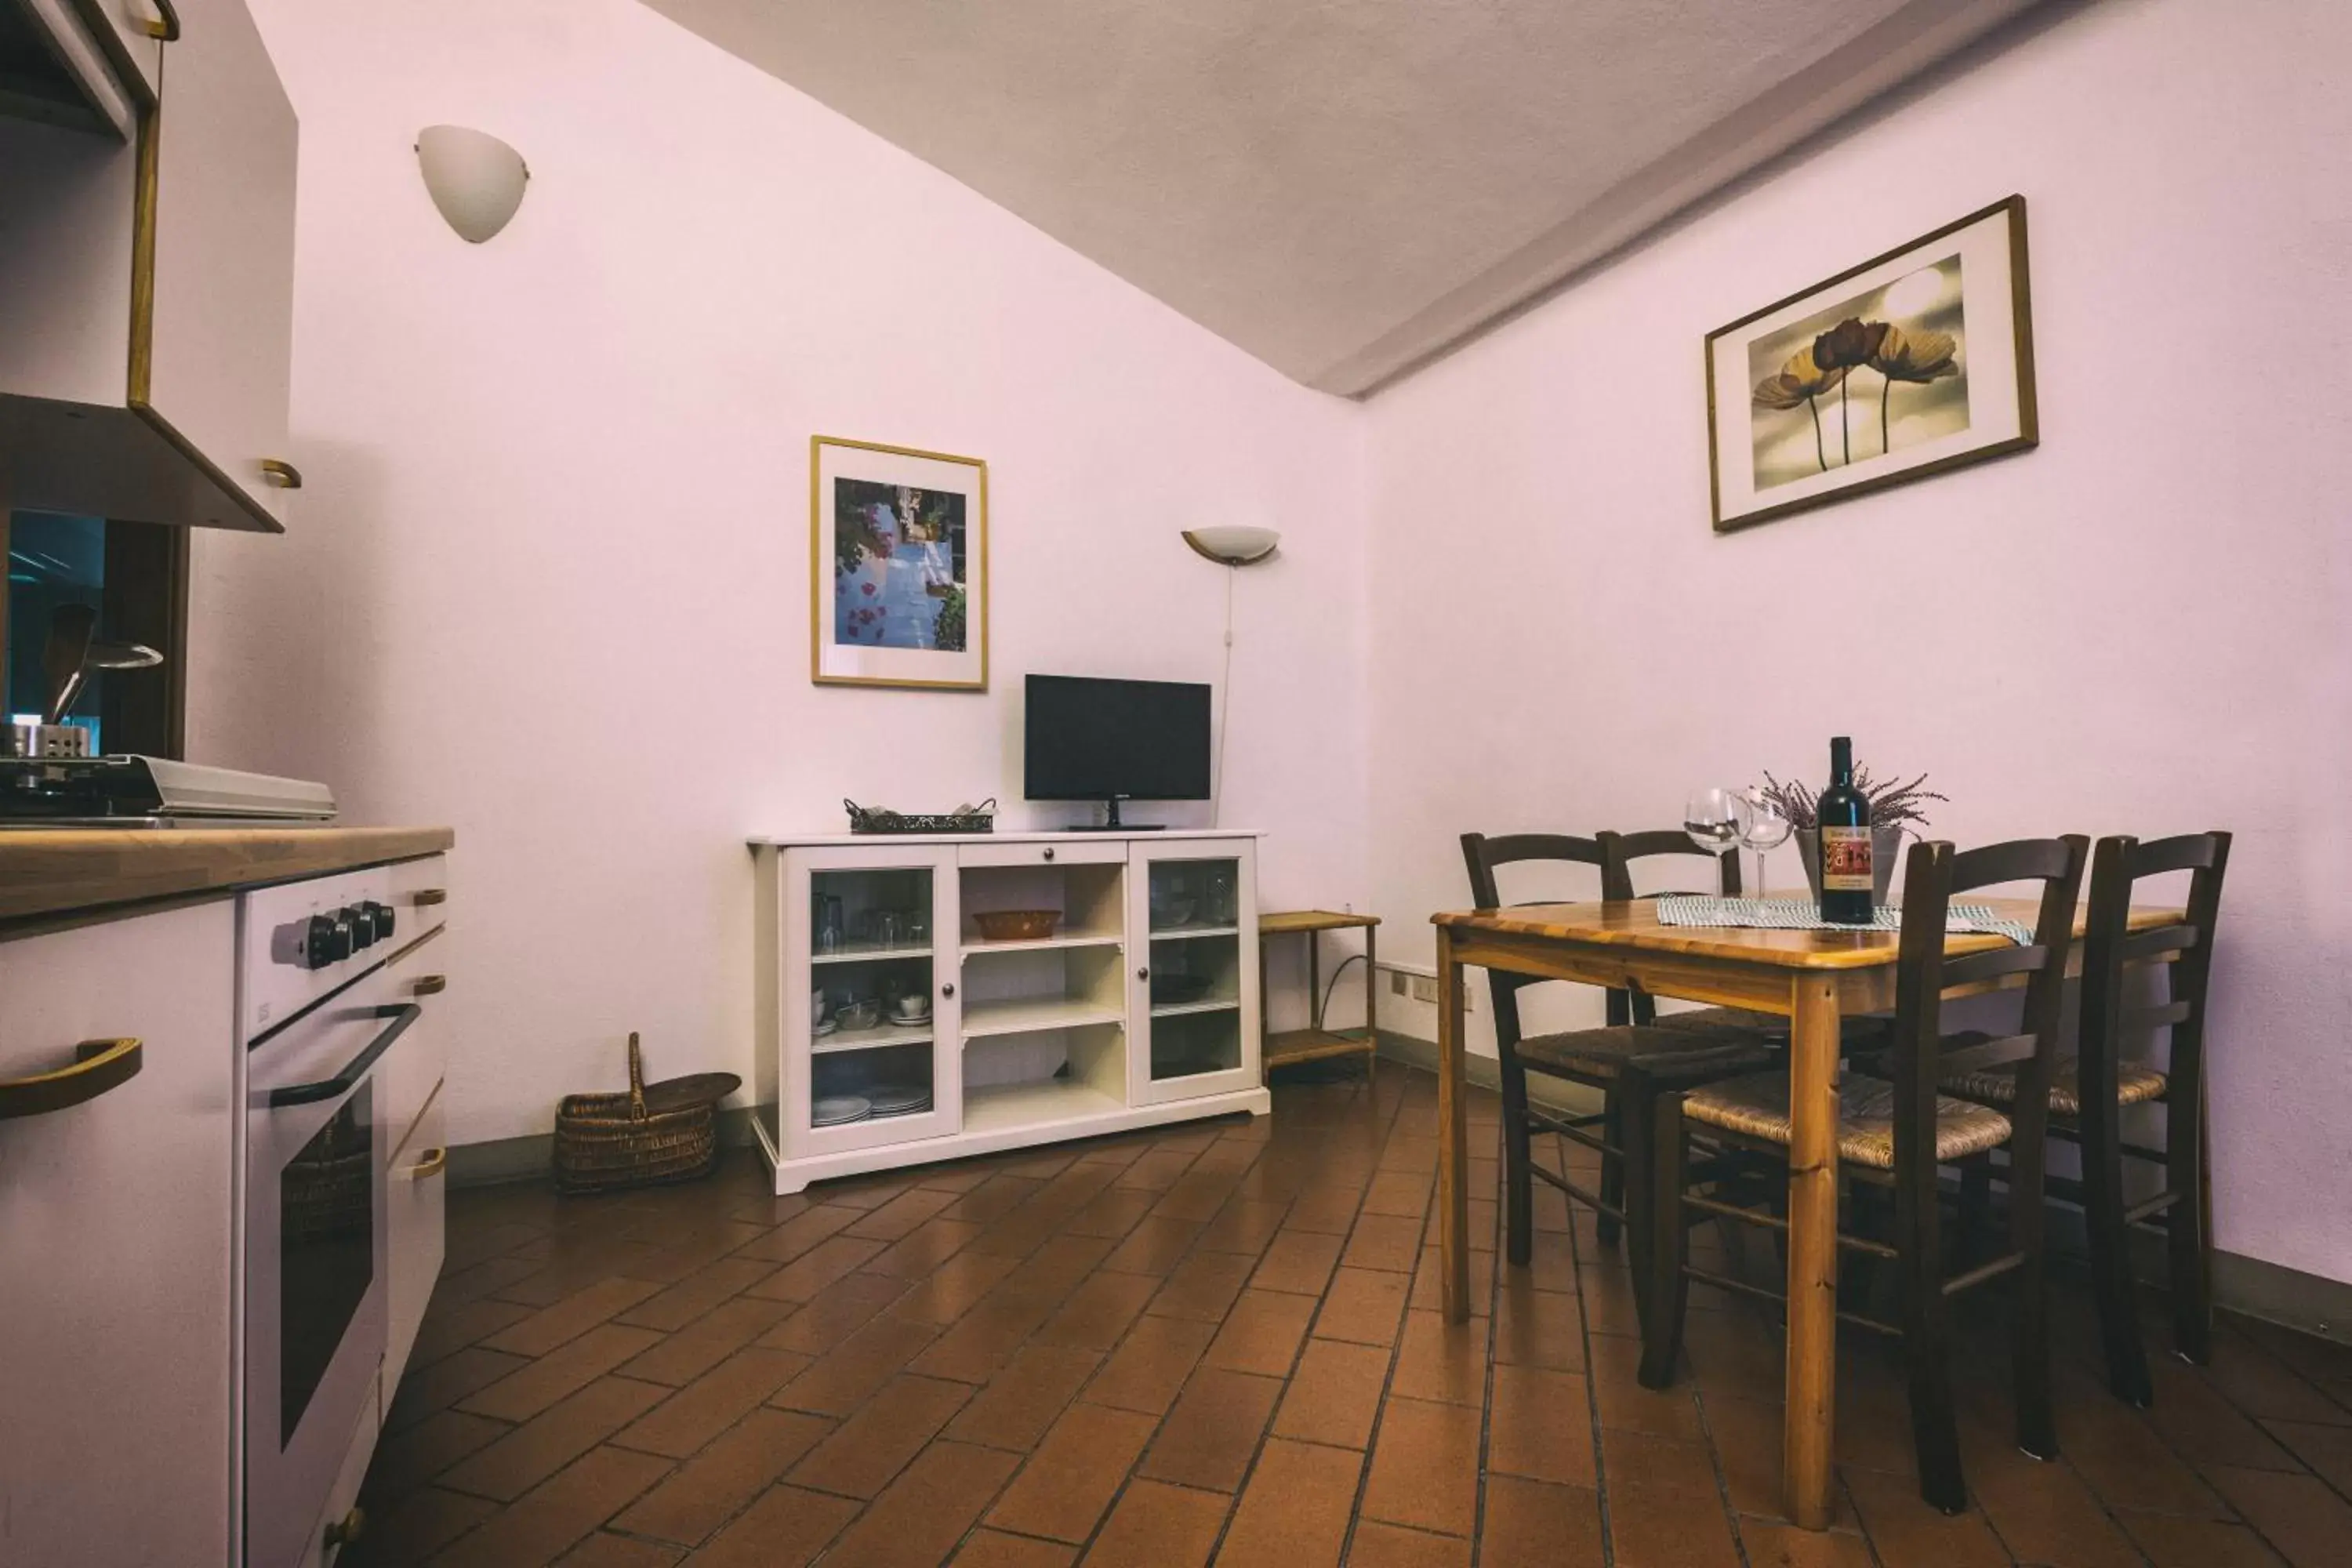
[1820,826,1874,892]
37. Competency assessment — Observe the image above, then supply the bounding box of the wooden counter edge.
[0,826,454,938]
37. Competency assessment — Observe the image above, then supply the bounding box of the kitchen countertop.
[0,826,454,936]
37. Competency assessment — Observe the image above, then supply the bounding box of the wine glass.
[1733,787,1793,899]
[1682,789,1740,887]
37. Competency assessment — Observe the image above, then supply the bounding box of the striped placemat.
[1653,896,2036,946]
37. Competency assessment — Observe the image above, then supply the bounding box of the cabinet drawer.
[391,855,450,943]
[386,1088,446,1392]
[959,840,1127,869]
[380,931,448,1149]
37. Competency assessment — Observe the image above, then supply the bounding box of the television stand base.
[1067,800,1169,832]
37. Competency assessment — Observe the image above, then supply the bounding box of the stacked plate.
[811,1094,871,1127]
[868,1084,933,1118]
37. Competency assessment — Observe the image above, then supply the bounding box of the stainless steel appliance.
[243,866,408,1568]
[0,754,336,826]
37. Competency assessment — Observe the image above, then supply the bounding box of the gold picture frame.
[810,435,989,691]
[1707,194,2038,534]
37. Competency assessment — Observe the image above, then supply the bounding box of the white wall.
[1365,0,2352,1282]
[187,0,1369,1145]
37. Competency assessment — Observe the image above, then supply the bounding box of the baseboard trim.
[1370,1029,2352,1346]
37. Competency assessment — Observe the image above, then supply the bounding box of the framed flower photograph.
[811,436,988,690]
[1707,194,2037,533]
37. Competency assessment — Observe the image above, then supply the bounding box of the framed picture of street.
[811,436,988,690]
[1706,194,2037,533]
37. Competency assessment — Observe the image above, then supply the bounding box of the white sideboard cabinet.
[750,831,1269,1195]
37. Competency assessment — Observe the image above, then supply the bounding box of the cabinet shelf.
[961,932,1124,958]
[1149,997,1241,1020]
[961,996,1128,1039]
[963,1080,1125,1135]
[811,941,934,966]
[812,1022,935,1054]
[1149,924,1239,942]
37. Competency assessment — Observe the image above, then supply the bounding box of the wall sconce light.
[416,125,530,243]
[1181,526,1281,566]
[1183,526,1282,826]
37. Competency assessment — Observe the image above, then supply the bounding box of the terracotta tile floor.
[352,1068,2352,1566]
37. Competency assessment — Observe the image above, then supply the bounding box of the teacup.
[894,993,930,1020]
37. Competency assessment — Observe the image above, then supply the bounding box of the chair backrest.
[1598,829,1743,902]
[1597,829,1741,1026]
[1458,832,1636,1040]
[1889,836,2089,1195]
[2079,832,2230,1131]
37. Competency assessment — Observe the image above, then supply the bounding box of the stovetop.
[0,756,337,826]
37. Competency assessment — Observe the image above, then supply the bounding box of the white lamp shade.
[416,125,529,243]
[1182,526,1281,565]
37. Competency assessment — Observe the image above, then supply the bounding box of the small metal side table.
[1258,910,1380,1080]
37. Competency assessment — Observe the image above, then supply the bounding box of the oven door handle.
[267,1004,422,1108]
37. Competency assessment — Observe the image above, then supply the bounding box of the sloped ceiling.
[640,0,2041,395]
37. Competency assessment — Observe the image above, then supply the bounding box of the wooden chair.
[1460,833,1780,1269]
[1633,836,2089,1514]
[1940,832,2229,1406]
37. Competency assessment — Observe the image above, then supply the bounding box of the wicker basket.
[554,1033,742,1195]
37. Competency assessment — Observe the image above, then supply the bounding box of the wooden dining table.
[1429,895,2181,1530]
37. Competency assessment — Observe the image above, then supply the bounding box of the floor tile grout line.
[1559,1138,1622,1568]
[921,1113,1261,1565]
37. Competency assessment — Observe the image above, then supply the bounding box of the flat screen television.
[1025,674,1211,829]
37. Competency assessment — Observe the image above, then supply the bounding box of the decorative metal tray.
[844,797,996,835]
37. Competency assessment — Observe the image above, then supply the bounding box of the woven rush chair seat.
[1681,1071,2016,1171]
[1942,1049,2168,1116]
[1519,1024,1777,1082]
[1651,1004,1896,1051]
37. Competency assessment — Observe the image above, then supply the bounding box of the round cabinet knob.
[941,982,956,999]
[322,1505,365,1550]
[1137,967,1150,981]
[1043,847,1055,862]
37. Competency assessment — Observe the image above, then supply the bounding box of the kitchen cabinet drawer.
[392,853,451,943]
[386,1087,446,1392]
[0,899,238,1566]
[959,839,1127,869]
[380,927,447,1149]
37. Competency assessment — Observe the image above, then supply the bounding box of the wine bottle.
[1816,735,1875,925]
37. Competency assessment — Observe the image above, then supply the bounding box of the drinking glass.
[1682,789,1740,878]
[1733,787,1793,899]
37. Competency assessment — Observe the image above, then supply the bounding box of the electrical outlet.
[1409,974,1439,1004]
[1389,970,1409,997]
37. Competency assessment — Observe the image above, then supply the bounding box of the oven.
[244,960,416,1568]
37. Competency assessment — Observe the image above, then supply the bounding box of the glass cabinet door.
[785,845,960,1154]
[1128,839,1258,1105]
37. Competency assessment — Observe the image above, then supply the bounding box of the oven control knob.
[354,903,382,949]
[303,914,339,968]
[328,909,355,962]
[370,901,396,942]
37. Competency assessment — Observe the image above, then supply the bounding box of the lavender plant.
[1758,765,1945,833]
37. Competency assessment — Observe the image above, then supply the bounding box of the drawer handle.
[413,974,448,996]
[259,458,303,490]
[322,1505,365,1551]
[141,0,182,42]
[404,1146,448,1181]
[1043,847,1055,861]
[0,1038,143,1122]
[412,888,448,906]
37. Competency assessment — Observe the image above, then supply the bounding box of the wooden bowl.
[974,909,1062,942]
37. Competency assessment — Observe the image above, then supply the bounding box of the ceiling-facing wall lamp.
[415,125,531,243]
[1184,525,1282,827]
[1181,525,1281,566]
